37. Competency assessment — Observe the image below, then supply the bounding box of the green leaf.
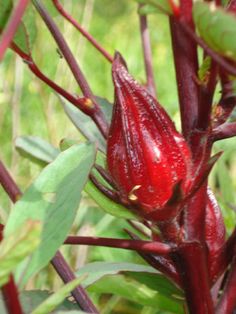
[96,96,113,123]
[61,96,113,153]
[0,221,41,287]
[11,3,37,54]
[15,136,60,164]
[32,275,86,314]
[136,0,172,15]
[88,274,184,313]
[76,262,158,287]
[128,272,183,300]
[76,262,183,300]
[22,4,37,51]
[59,138,79,152]
[0,0,13,29]
[0,290,80,314]
[84,180,137,219]
[193,2,236,62]
[4,143,96,285]
[13,22,30,54]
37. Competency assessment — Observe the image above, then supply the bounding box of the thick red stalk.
[0,160,98,313]
[64,236,171,255]
[172,243,214,314]
[0,0,29,61]
[169,17,199,138]
[184,185,208,244]
[139,7,156,97]
[32,0,108,138]
[52,0,113,63]
[0,225,23,314]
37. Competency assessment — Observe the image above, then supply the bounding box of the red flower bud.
[107,53,192,221]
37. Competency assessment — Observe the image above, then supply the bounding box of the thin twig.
[51,251,99,313]
[94,164,118,190]
[11,43,101,117]
[212,122,236,141]
[89,174,120,202]
[0,0,29,61]
[138,5,156,97]
[32,0,109,138]
[0,161,21,203]
[52,0,113,63]
[125,229,182,287]
[64,235,171,255]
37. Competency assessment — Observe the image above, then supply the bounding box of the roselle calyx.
[107,53,193,221]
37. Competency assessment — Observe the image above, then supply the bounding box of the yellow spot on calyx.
[84,98,94,108]
[128,185,141,201]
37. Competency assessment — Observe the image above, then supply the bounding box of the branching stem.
[32,0,109,138]
[52,0,113,63]
[212,122,236,141]
[64,235,171,255]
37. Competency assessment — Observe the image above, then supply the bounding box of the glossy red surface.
[107,53,192,219]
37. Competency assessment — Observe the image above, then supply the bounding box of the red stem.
[0,161,21,203]
[64,236,171,255]
[0,0,29,61]
[126,229,182,287]
[51,251,98,313]
[139,6,156,98]
[11,43,104,119]
[32,0,109,138]
[0,225,23,314]
[216,251,236,314]
[52,0,113,63]
[212,122,236,141]
[172,243,214,314]
[169,17,199,139]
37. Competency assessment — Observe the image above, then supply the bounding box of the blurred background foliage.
[0,0,235,313]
